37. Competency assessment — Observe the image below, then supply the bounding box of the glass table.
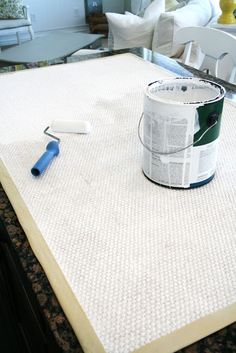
[0,48,235,353]
[0,31,103,66]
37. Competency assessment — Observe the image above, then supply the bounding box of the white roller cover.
[51,120,91,134]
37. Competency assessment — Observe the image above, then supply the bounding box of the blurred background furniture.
[105,0,222,59]
[85,0,108,37]
[175,26,236,83]
[0,31,104,65]
[105,0,236,83]
[0,5,34,49]
[87,13,108,37]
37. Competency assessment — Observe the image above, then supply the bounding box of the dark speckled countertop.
[0,48,235,353]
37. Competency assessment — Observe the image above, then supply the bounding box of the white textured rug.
[0,54,235,353]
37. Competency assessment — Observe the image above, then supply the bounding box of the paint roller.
[31,127,60,176]
[51,120,91,134]
[31,121,91,177]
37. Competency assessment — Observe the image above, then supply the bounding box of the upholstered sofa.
[106,0,221,63]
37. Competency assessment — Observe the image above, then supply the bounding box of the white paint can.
[140,77,225,188]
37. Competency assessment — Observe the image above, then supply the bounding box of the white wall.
[23,0,86,32]
[23,0,125,33]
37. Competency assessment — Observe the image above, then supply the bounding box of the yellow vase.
[218,0,236,24]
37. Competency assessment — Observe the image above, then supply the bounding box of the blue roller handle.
[31,141,60,176]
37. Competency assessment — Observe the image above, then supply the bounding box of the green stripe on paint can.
[194,98,224,146]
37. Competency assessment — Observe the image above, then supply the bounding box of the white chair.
[0,5,34,50]
[175,26,236,83]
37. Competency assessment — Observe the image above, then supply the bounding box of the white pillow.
[152,0,213,57]
[106,0,165,50]
[143,0,165,22]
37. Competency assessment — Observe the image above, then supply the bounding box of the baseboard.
[35,24,89,36]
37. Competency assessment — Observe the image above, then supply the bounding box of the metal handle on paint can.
[138,112,218,156]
